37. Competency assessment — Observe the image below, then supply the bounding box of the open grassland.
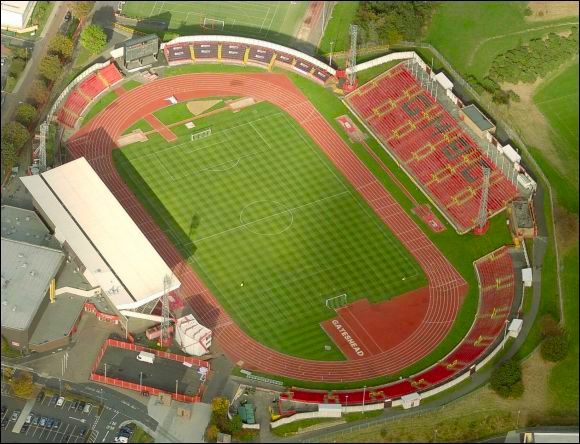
[533,62,579,193]
[120,1,307,47]
[318,1,360,55]
[114,101,426,361]
[425,1,579,78]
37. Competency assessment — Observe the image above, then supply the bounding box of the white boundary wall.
[348,51,415,74]
[162,35,336,75]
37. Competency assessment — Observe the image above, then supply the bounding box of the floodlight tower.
[33,121,49,172]
[474,166,491,235]
[344,24,358,92]
[160,274,173,347]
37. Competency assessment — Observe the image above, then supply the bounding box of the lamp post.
[175,379,179,397]
[104,363,107,381]
[502,319,509,349]
[139,372,143,392]
[329,41,335,67]
[434,428,438,442]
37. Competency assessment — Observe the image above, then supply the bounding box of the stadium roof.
[21,158,180,310]
[1,238,64,331]
[461,104,495,132]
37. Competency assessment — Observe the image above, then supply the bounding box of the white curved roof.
[163,35,336,75]
[21,158,180,310]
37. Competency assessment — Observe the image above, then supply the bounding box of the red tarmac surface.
[67,72,468,382]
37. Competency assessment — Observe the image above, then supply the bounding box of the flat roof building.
[1,1,36,30]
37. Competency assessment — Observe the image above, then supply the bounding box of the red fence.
[89,338,209,403]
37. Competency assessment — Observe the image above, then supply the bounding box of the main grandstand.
[346,62,519,233]
[21,158,180,317]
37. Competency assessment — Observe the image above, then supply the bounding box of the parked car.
[10,410,20,421]
[39,417,47,427]
[36,391,45,402]
[79,427,87,437]
[77,401,85,412]
[25,414,33,424]
[32,415,39,425]
[83,403,91,414]
[1,417,9,428]
[45,418,55,428]
[49,395,59,406]
[56,396,65,407]
[71,400,79,410]
[1,405,6,416]
[21,422,29,433]
[64,10,71,21]
[52,419,61,430]
[63,434,70,442]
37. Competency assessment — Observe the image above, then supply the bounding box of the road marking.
[101,429,109,442]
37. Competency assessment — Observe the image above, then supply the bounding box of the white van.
[136,351,155,364]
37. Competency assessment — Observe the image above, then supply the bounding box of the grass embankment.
[318,1,360,55]
[272,418,342,437]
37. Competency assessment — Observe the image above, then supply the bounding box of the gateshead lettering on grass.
[331,319,364,356]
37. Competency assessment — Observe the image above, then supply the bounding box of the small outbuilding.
[400,392,421,409]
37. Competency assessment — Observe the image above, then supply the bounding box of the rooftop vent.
[25,216,31,221]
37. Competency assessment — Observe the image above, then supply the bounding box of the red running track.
[67,72,468,382]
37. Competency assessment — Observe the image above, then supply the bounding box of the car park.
[63,434,70,442]
[49,395,58,406]
[21,422,29,433]
[1,405,6,416]
[52,418,61,430]
[25,413,33,424]
[32,415,39,425]
[71,400,79,410]
[36,391,45,402]
[10,410,20,421]
[1,417,9,428]
[77,401,86,412]
[56,396,65,407]
[83,403,91,413]
[39,416,47,427]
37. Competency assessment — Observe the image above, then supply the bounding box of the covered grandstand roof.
[21,158,180,310]
[461,104,495,132]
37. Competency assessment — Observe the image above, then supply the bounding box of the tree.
[29,80,50,105]
[490,359,523,398]
[205,424,219,443]
[540,314,562,338]
[48,34,74,60]
[15,103,38,126]
[80,24,107,55]
[39,55,62,81]
[229,414,243,434]
[1,139,17,165]
[211,397,229,417]
[69,1,94,19]
[11,372,34,399]
[541,335,569,362]
[2,121,30,150]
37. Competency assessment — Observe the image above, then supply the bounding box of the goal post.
[325,293,348,310]
[191,128,212,141]
[202,17,225,31]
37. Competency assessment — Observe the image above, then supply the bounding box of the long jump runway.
[67,72,468,383]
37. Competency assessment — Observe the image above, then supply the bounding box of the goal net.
[191,128,212,141]
[325,293,348,310]
[202,17,225,31]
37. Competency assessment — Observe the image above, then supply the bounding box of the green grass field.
[533,62,579,196]
[114,101,427,360]
[425,2,578,78]
[318,1,359,55]
[120,1,307,46]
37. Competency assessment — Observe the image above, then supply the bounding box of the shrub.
[70,1,94,19]
[80,24,107,55]
[15,103,38,126]
[2,121,30,150]
[541,335,569,362]
[48,34,74,60]
[39,55,62,81]
[205,424,219,443]
[8,58,26,77]
[29,80,50,105]
[490,359,523,398]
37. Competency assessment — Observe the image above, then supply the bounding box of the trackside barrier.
[162,35,336,76]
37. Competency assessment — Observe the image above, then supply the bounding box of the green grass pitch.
[120,1,308,45]
[114,101,427,361]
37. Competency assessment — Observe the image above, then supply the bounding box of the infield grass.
[114,100,427,361]
[120,1,307,47]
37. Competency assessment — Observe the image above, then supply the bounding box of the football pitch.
[120,1,308,44]
[114,101,426,360]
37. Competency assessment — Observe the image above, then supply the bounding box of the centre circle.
[240,200,294,236]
